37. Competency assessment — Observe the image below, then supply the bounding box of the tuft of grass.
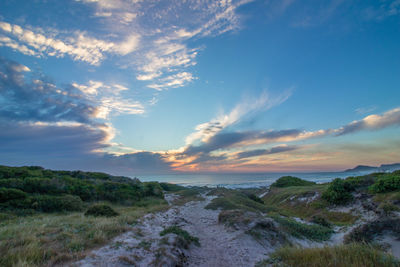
[159,226,200,247]
[271,176,316,188]
[271,215,333,241]
[0,200,168,267]
[84,204,119,217]
[261,243,399,267]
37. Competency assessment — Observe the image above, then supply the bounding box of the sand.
[73,194,270,267]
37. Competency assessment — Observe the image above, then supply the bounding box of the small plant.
[322,178,354,205]
[159,226,200,246]
[84,204,119,217]
[271,176,316,188]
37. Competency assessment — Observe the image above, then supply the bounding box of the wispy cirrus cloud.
[78,0,254,90]
[1,0,254,91]
[71,80,144,119]
[184,90,292,146]
[0,21,139,65]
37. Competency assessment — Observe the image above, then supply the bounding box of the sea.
[138,171,375,189]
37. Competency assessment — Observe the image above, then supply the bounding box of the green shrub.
[0,187,27,202]
[84,204,119,217]
[159,226,200,246]
[96,182,142,202]
[369,173,400,193]
[143,182,164,198]
[344,174,377,189]
[32,195,83,212]
[271,176,316,188]
[322,178,353,205]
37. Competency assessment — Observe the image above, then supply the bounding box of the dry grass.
[261,243,399,267]
[0,198,168,267]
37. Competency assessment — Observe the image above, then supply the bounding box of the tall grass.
[263,243,399,267]
[0,198,167,266]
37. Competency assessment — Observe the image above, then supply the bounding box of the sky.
[0,0,399,176]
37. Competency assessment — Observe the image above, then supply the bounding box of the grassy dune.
[0,198,168,266]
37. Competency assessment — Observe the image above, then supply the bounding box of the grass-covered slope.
[0,165,172,266]
[260,243,399,267]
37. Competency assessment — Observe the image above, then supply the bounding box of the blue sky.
[0,0,399,175]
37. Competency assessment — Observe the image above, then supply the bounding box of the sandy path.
[73,194,269,267]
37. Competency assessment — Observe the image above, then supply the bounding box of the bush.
[0,187,27,202]
[160,226,200,246]
[369,173,400,193]
[143,182,164,198]
[322,178,354,205]
[32,195,83,212]
[271,176,316,188]
[344,174,377,189]
[84,204,119,217]
[96,182,142,202]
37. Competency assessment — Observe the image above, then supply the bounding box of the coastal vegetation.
[0,165,399,266]
[0,165,177,266]
[270,176,316,188]
[261,243,399,267]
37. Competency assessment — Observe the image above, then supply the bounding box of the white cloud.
[0,21,140,65]
[185,90,292,145]
[147,72,195,91]
[2,0,253,90]
[77,0,254,89]
[72,80,144,119]
[114,34,140,55]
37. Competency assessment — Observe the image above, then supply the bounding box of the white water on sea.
[138,171,374,188]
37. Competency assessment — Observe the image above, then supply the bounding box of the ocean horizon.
[138,170,375,188]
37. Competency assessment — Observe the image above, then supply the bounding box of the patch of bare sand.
[73,194,269,267]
